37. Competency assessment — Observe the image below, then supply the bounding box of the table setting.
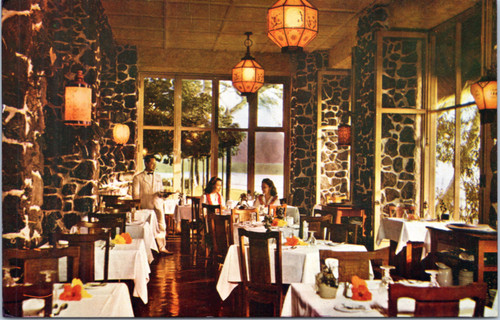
[51,280,134,317]
[93,237,151,304]
[216,234,368,301]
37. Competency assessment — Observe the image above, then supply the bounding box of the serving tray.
[446,223,497,234]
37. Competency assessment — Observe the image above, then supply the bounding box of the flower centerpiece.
[316,265,339,299]
[271,207,287,227]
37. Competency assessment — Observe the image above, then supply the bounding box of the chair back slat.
[319,247,390,282]
[237,228,283,316]
[3,247,80,284]
[54,228,110,283]
[3,284,53,317]
[205,203,233,265]
[325,223,360,244]
[303,214,332,239]
[88,212,127,234]
[232,208,258,223]
[388,282,487,317]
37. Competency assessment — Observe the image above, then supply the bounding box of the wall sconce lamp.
[471,75,497,124]
[267,0,318,53]
[113,123,130,144]
[338,123,351,146]
[232,32,265,96]
[64,70,92,126]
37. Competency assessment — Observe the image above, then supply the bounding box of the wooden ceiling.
[101,0,479,72]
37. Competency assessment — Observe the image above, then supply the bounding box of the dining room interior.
[2,0,498,317]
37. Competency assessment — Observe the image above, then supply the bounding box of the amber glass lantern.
[471,77,497,124]
[338,124,351,146]
[64,70,92,126]
[267,0,318,53]
[113,123,130,144]
[232,32,265,96]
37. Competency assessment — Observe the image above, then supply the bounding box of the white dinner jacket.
[132,171,164,214]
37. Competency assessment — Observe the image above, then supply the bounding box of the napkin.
[325,258,339,279]
[111,232,132,244]
[351,275,372,301]
[59,279,92,301]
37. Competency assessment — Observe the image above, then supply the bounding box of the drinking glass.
[307,231,316,246]
[425,269,440,287]
[380,265,395,287]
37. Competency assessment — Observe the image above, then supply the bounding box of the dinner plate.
[446,223,496,234]
[333,302,369,313]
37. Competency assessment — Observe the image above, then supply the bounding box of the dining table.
[94,238,151,304]
[126,209,159,263]
[51,282,134,317]
[216,238,367,301]
[281,280,497,317]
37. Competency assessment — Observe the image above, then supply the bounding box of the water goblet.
[425,269,440,287]
[380,265,395,288]
[307,231,317,246]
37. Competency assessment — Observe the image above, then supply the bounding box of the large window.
[139,76,289,200]
[431,5,482,221]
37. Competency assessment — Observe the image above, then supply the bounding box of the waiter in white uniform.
[132,155,172,255]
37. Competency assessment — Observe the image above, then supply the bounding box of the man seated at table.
[132,155,173,255]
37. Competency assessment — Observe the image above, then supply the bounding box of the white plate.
[334,302,369,313]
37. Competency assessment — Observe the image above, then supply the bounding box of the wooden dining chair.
[325,223,360,244]
[202,203,222,215]
[88,212,127,234]
[187,196,203,250]
[206,206,234,272]
[3,246,80,284]
[268,204,287,218]
[319,247,390,282]
[388,282,487,317]
[302,214,333,240]
[237,228,283,317]
[3,283,53,317]
[232,207,257,223]
[54,225,111,283]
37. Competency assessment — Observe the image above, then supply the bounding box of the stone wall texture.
[318,73,351,204]
[290,51,329,215]
[2,0,137,246]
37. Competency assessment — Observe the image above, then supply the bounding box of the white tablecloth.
[286,205,300,226]
[174,204,192,223]
[52,282,134,317]
[376,218,446,255]
[281,281,496,317]
[127,209,159,263]
[216,241,367,301]
[94,238,151,304]
[231,223,300,245]
[163,199,178,215]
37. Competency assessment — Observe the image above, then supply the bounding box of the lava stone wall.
[379,36,425,209]
[2,0,138,245]
[2,1,47,239]
[351,5,390,207]
[318,73,351,204]
[290,51,329,215]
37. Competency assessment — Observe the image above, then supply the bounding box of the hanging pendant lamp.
[232,32,265,96]
[267,0,318,53]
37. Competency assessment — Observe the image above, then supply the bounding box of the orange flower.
[59,284,82,301]
[272,218,279,226]
[285,236,299,246]
[351,275,372,301]
[121,232,132,244]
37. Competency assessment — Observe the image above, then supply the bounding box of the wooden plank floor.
[130,234,236,317]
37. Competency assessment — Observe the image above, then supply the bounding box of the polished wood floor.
[130,234,236,317]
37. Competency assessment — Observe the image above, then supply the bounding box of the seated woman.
[254,178,280,210]
[202,177,225,209]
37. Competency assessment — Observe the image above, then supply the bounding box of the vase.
[318,283,337,299]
